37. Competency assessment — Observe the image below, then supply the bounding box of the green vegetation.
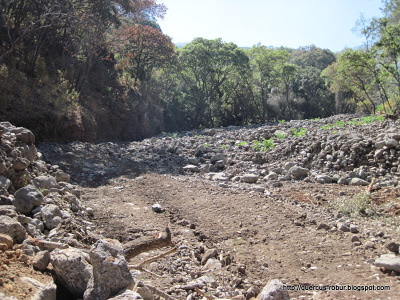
[252,138,276,152]
[0,0,398,141]
[291,128,307,137]
[321,115,385,130]
[334,192,375,217]
[237,141,249,146]
[274,131,288,139]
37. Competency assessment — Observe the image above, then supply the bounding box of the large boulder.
[32,175,58,190]
[0,215,26,243]
[11,127,35,144]
[84,239,134,300]
[13,185,43,214]
[51,248,93,298]
[288,166,309,179]
[349,178,369,186]
[12,157,30,171]
[41,204,64,230]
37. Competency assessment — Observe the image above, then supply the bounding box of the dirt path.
[81,173,400,299]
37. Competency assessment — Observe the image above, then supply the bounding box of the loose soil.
[82,173,400,299]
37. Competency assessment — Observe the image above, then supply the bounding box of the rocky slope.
[40,114,400,190]
[0,115,400,300]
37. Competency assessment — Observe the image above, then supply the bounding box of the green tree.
[247,46,289,122]
[178,38,251,128]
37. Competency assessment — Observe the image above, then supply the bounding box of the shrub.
[334,192,374,217]
[252,138,275,152]
[291,128,307,137]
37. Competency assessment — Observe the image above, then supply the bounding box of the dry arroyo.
[1,115,400,299]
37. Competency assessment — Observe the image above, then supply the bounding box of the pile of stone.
[0,122,140,299]
[0,122,290,300]
[39,114,400,191]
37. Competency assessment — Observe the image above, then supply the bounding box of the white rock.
[32,175,58,190]
[241,174,258,183]
[84,239,134,300]
[349,178,369,186]
[0,175,11,189]
[374,254,400,273]
[258,279,290,300]
[203,258,222,271]
[51,248,93,297]
[182,165,200,173]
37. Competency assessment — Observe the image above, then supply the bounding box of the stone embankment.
[40,114,400,190]
[1,114,400,299]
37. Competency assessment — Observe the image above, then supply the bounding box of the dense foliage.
[323,0,400,116]
[0,0,399,141]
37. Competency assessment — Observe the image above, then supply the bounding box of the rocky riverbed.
[0,115,400,299]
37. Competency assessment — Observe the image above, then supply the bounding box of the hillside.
[0,115,399,299]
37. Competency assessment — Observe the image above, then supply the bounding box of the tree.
[178,38,251,128]
[292,66,335,118]
[247,46,289,122]
[290,46,336,118]
[111,24,175,85]
[291,45,336,71]
[280,63,297,118]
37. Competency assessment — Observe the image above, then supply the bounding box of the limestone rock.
[203,258,222,271]
[265,172,278,181]
[108,290,143,299]
[33,250,51,271]
[316,174,332,184]
[51,247,93,297]
[13,185,43,214]
[182,165,200,173]
[374,254,400,273]
[12,127,35,144]
[32,175,58,190]
[0,175,11,189]
[84,239,134,300]
[385,138,398,149]
[41,204,63,230]
[349,178,369,186]
[288,166,309,179]
[21,277,56,300]
[13,157,30,171]
[55,171,71,183]
[0,215,26,243]
[137,286,154,300]
[201,248,218,265]
[258,279,290,300]
[241,174,258,183]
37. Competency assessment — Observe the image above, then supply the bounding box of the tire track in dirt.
[82,173,400,299]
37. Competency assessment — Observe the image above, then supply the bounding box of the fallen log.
[123,227,173,261]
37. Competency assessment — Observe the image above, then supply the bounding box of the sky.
[157,0,384,52]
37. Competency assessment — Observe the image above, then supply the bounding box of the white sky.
[158,0,384,52]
